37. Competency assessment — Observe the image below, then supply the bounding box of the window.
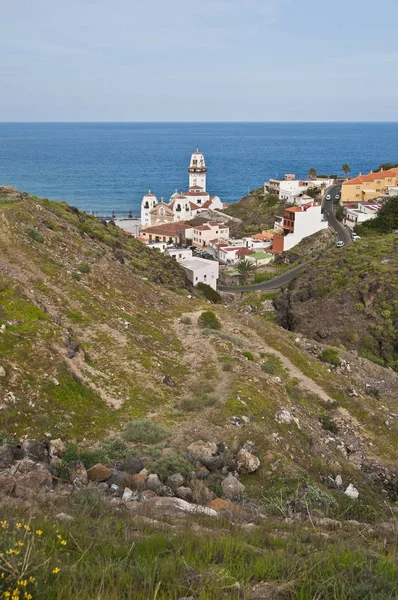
[356,186,360,189]
[355,194,360,198]
[195,277,198,281]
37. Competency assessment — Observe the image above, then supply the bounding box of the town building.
[273,202,328,252]
[341,168,398,202]
[180,257,219,290]
[192,222,229,248]
[343,202,381,229]
[164,248,193,261]
[264,174,334,203]
[138,222,190,245]
[141,150,223,227]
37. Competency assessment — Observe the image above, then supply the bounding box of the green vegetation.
[358,195,398,234]
[122,419,169,444]
[319,348,341,367]
[179,392,218,412]
[26,227,44,243]
[242,351,255,361]
[152,450,192,481]
[342,163,351,177]
[308,167,317,179]
[77,261,91,273]
[198,311,222,330]
[235,258,256,284]
[375,162,398,171]
[223,187,284,237]
[196,281,222,303]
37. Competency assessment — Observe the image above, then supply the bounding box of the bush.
[319,414,339,434]
[26,228,44,243]
[179,392,218,412]
[123,419,169,444]
[71,271,81,281]
[196,282,222,303]
[242,351,255,361]
[198,311,221,330]
[319,348,341,367]
[153,451,192,482]
[180,316,192,325]
[77,262,91,274]
[261,355,283,375]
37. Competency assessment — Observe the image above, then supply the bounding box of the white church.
[141,150,224,227]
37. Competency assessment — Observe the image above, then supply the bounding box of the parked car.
[335,194,340,199]
[326,194,331,200]
[336,240,345,248]
[352,233,361,240]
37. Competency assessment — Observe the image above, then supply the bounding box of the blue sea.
[0,122,397,216]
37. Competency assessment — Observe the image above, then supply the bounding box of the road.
[219,182,351,293]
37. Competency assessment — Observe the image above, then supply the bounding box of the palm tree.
[308,168,317,180]
[236,258,256,285]
[342,164,351,178]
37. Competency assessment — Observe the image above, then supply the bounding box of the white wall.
[181,258,219,290]
[165,248,193,261]
[282,205,328,251]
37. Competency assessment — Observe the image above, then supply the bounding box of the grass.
[122,419,170,444]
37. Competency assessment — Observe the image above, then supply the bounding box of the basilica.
[141,150,224,227]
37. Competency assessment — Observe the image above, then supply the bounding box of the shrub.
[319,348,341,367]
[77,262,91,274]
[71,271,81,281]
[198,311,221,330]
[365,386,381,399]
[319,414,339,434]
[179,392,218,412]
[242,351,255,361]
[153,451,192,482]
[180,316,192,325]
[196,282,222,303]
[123,419,169,444]
[26,228,44,243]
[261,355,283,375]
[222,362,233,372]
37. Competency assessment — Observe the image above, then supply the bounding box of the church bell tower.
[188,149,207,191]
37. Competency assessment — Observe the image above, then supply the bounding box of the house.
[343,202,381,229]
[192,221,229,248]
[180,257,219,290]
[341,168,398,202]
[388,186,398,197]
[218,246,251,264]
[139,222,190,245]
[141,150,224,227]
[164,248,193,261]
[264,174,334,202]
[273,202,328,252]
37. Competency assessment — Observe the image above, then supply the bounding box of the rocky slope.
[223,187,286,236]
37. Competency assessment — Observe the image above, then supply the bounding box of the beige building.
[341,168,398,202]
[192,221,229,248]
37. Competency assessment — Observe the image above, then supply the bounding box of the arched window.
[176,204,181,212]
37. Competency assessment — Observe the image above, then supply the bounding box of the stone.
[122,487,134,501]
[22,439,49,462]
[54,513,74,522]
[199,455,224,471]
[138,497,217,518]
[87,464,112,482]
[10,458,49,476]
[166,473,185,489]
[70,462,88,486]
[162,375,176,387]
[344,483,359,499]
[242,441,256,453]
[176,486,194,502]
[49,439,66,458]
[275,409,294,424]
[146,473,162,491]
[107,470,134,489]
[0,474,16,495]
[15,470,53,499]
[97,482,109,493]
[140,490,157,502]
[335,474,343,488]
[0,444,15,469]
[0,365,6,377]
[235,449,260,474]
[157,485,174,497]
[208,498,245,516]
[187,440,218,459]
[116,458,144,476]
[195,465,209,479]
[132,473,148,490]
[221,474,245,500]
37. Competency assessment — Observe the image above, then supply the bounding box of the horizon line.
[1,120,398,125]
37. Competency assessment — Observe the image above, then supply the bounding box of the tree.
[308,168,317,180]
[342,164,351,178]
[236,258,256,284]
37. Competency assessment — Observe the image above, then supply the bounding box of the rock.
[49,439,66,458]
[10,458,49,476]
[138,497,217,518]
[0,365,6,377]
[187,440,218,459]
[335,475,343,488]
[208,498,245,516]
[0,474,16,495]
[146,473,162,491]
[140,490,157,502]
[54,513,74,522]
[157,485,174,497]
[235,449,260,474]
[221,474,245,500]
[191,480,214,505]
[122,487,134,501]
[344,483,359,499]
[107,470,134,489]
[0,444,15,469]
[176,486,194,502]
[15,470,53,499]
[116,458,144,476]
[166,473,185,490]
[195,465,209,479]
[242,440,256,453]
[132,473,148,490]
[199,455,224,471]
[162,375,176,387]
[22,439,49,462]
[87,464,112,482]
[70,462,89,486]
[275,409,293,424]
[97,482,109,493]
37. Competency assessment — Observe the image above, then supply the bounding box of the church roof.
[141,222,191,236]
[189,202,200,210]
[189,185,203,190]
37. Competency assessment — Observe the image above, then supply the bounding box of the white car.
[352,233,361,240]
[326,194,331,200]
[336,240,345,248]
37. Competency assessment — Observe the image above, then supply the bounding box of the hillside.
[223,187,286,236]
[1,188,398,599]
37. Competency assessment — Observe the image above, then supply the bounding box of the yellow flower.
[52,567,60,574]
[4,592,11,598]
[0,520,8,529]
[60,540,67,546]
[16,523,22,529]
[24,595,32,600]
[56,535,61,539]
[23,525,31,533]
[35,529,43,536]
[28,577,35,583]
[15,542,24,548]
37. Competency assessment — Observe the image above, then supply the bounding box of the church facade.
[141,150,223,227]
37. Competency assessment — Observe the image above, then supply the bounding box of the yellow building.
[341,167,398,202]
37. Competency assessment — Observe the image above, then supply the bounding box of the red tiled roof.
[344,168,398,186]
[194,225,211,231]
[189,202,200,210]
[189,185,203,190]
[141,222,190,236]
[221,246,246,253]
[236,248,254,257]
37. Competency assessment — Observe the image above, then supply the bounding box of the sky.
[1,0,397,122]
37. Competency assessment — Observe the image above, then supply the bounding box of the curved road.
[219,182,351,293]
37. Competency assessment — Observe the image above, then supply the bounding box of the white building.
[192,221,229,247]
[264,174,334,203]
[180,257,219,290]
[164,248,193,261]
[141,150,223,227]
[273,202,328,252]
[388,186,398,197]
[343,202,381,229]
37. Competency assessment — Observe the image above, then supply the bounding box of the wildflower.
[28,577,35,583]
[52,567,60,574]
[56,535,61,539]
[24,595,33,600]
[15,542,24,548]
[16,523,22,529]
[35,530,43,536]
[0,520,8,529]
[60,540,67,546]
[23,525,31,533]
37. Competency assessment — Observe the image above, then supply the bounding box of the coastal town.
[114,151,398,290]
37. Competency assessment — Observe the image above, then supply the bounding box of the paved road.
[323,182,352,244]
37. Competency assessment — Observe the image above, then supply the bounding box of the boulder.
[235,449,260,474]
[15,470,53,499]
[221,474,245,500]
[107,470,134,489]
[146,474,162,491]
[166,473,185,490]
[122,487,135,501]
[157,485,174,497]
[22,439,49,463]
[116,458,144,476]
[11,458,50,476]
[0,444,15,469]
[69,462,88,486]
[132,473,148,491]
[87,464,112,482]
[49,439,66,458]
[187,440,218,459]
[208,498,245,516]
[199,455,224,471]
[137,497,217,518]
[344,483,359,499]
[0,365,6,377]
[0,474,16,495]
[176,486,194,503]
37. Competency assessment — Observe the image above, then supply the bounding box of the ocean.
[0,122,397,216]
